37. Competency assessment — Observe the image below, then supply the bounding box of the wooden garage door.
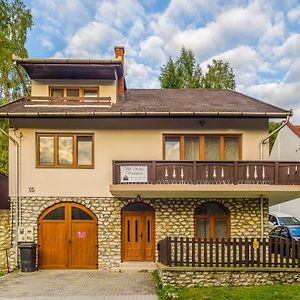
[38,203,97,269]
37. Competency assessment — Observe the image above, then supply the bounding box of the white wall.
[9,117,269,198]
[269,125,300,160]
[269,125,300,218]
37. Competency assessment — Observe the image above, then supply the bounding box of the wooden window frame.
[36,133,94,169]
[194,202,231,240]
[163,134,242,161]
[49,87,99,99]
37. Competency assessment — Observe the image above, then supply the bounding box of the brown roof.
[287,122,300,138]
[0,89,291,118]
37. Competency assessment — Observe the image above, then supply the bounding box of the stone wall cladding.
[0,209,10,270]
[10,197,269,269]
[158,269,300,287]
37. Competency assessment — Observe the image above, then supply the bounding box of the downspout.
[0,128,20,265]
[259,114,290,160]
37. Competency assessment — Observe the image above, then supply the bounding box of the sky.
[23,0,300,122]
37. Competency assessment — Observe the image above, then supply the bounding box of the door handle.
[69,239,72,244]
[140,233,143,240]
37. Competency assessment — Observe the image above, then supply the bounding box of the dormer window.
[66,89,79,97]
[49,87,99,99]
[83,88,98,98]
[51,89,64,97]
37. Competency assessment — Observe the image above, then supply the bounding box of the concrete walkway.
[0,270,158,299]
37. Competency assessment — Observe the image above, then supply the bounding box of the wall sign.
[76,231,87,239]
[120,165,148,183]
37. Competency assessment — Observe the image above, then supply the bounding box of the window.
[165,137,180,160]
[51,89,64,97]
[195,202,230,239]
[37,133,94,168]
[83,88,98,97]
[66,88,79,97]
[49,87,99,99]
[164,135,241,161]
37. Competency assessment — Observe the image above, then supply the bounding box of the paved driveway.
[0,270,158,300]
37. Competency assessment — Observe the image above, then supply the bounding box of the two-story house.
[0,47,299,270]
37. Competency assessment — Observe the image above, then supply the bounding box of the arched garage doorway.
[38,202,98,269]
[122,202,155,262]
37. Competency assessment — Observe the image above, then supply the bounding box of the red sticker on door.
[76,231,87,239]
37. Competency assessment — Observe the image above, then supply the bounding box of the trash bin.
[19,243,37,272]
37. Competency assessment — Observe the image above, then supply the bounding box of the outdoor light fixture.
[199,120,205,127]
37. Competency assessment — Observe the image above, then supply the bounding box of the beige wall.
[31,79,117,103]
[9,118,269,197]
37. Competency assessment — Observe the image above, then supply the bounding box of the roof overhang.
[13,56,124,79]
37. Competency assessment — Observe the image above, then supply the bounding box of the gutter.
[0,128,20,266]
[260,114,291,160]
[12,54,123,65]
[0,111,291,118]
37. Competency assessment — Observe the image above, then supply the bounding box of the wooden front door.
[38,203,97,269]
[122,203,155,261]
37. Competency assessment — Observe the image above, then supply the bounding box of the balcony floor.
[110,184,300,206]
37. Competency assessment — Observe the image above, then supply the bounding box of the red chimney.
[114,46,125,99]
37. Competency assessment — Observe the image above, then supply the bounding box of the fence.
[158,237,300,268]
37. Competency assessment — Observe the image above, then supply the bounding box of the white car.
[269,212,300,231]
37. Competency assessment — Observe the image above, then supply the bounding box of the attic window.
[83,89,98,97]
[49,87,99,98]
[66,88,79,97]
[51,89,64,97]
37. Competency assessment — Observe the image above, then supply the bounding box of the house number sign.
[76,231,87,239]
[120,165,148,183]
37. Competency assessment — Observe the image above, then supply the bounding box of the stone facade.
[0,209,10,270]
[9,197,269,269]
[158,268,300,287]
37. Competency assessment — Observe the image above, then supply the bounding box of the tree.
[159,47,202,89]
[269,122,281,153]
[159,47,236,90]
[0,0,33,174]
[202,59,236,90]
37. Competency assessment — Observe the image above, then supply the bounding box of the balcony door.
[122,202,155,261]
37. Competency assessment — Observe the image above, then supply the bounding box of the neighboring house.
[0,46,299,271]
[0,173,10,270]
[269,122,300,220]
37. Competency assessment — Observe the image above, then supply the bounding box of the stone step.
[115,262,158,271]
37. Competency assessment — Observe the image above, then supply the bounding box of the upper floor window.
[50,87,99,99]
[37,133,94,168]
[164,134,241,161]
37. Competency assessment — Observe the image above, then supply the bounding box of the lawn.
[153,271,300,300]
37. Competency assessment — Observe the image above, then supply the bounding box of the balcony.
[110,161,300,204]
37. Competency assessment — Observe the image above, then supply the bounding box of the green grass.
[0,271,6,277]
[152,271,300,300]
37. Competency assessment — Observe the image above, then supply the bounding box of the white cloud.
[27,0,300,120]
[201,45,270,87]
[273,34,300,61]
[287,4,300,24]
[55,22,123,58]
[139,36,166,64]
[282,59,300,83]
[40,36,54,51]
[246,81,300,113]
